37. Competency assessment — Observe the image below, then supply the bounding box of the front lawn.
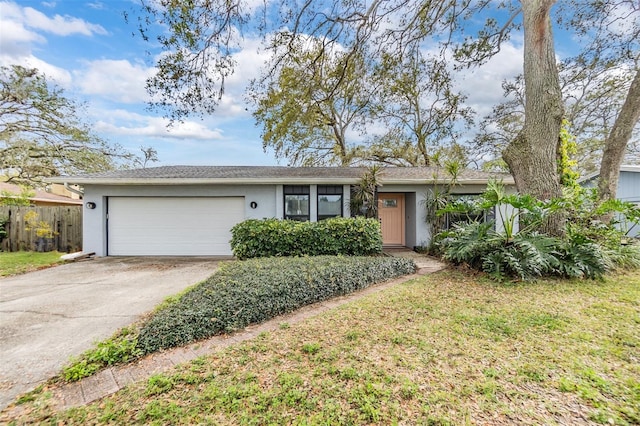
[6,270,640,425]
[0,251,64,276]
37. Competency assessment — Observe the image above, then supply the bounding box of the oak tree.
[0,65,143,186]
[135,0,639,235]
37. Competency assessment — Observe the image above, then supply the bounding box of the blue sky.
[0,0,529,167]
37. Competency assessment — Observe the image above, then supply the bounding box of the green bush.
[230,217,383,259]
[441,222,614,282]
[437,181,640,282]
[137,256,416,354]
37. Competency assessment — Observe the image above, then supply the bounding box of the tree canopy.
[0,65,146,186]
[134,0,640,233]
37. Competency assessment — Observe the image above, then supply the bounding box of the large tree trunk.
[503,0,564,235]
[598,69,640,204]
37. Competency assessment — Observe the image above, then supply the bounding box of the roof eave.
[48,176,513,186]
[47,177,361,185]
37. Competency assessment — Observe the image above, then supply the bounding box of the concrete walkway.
[1,252,446,417]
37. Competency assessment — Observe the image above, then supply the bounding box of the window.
[284,185,310,221]
[382,199,397,208]
[317,185,343,220]
[446,194,495,229]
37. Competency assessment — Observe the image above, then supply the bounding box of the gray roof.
[48,165,513,185]
[579,165,640,184]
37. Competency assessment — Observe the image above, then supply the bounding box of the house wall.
[82,181,512,256]
[379,185,429,248]
[82,184,278,256]
[83,183,356,256]
[617,171,640,236]
[378,182,517,248]
[451,183,519,235]
[581,170,639,237]
[618,171,640,203]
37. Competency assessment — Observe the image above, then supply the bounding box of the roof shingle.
[49,165,513,185]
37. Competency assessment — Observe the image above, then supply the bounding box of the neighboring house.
[580,165,640,237]
[0,182,82,206]
[49,166,514,256]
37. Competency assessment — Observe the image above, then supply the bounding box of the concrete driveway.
[0,257,220,410]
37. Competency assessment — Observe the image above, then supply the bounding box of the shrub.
[137,256,416,354]
[230,217,383,259]
[437,180,636,282]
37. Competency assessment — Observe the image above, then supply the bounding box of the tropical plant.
[350,166,382,219]
[437,179,639,281]
[422,160,463,252]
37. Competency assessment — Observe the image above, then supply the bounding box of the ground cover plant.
[137,255,416,354]
[6,270,638,425]
[0,251,63,276]
[58,255,415,381]
[230,217,383,259]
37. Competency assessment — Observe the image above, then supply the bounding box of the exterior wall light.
[85,202,96,209]
[250,201,258,209]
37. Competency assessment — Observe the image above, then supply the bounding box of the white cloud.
[209,37,270,118]
[0,17,45,55]
[0,53,72,86]
[22,5,107,36]
[94,109,224,140]
[455,41,524,119]
[87,2,105,10]
[0,2,42,55]
[75,59,155,103]
[0,1,107,62]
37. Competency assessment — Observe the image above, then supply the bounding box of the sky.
[0,0,529,167]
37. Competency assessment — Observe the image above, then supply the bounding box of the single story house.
[580,165,640,236]
[0,182,82,206]
[50,166,514,256]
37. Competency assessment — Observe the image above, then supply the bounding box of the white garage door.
[107,197,245,256]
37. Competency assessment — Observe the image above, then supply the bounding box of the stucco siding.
[618,171,640,203]
[82,184,278,256]
[81,180,510,255]
[618,172,640,236]
[581,170,639,236]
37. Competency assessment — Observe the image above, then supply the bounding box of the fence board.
[0,206,82,253]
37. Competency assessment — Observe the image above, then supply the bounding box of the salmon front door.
[378,193,405,246]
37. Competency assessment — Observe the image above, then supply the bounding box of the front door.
[378,193,405,246]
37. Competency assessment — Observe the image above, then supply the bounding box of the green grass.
[4,270,639,425]
[0,251,64,276]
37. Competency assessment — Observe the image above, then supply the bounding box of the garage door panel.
[108,197,244,256]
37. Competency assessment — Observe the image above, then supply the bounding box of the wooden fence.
[0,206,82,253]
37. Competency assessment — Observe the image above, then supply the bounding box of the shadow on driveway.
[0,256,222,410]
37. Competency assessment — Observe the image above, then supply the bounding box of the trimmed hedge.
[136,256,416,354]
[230,217,383,259]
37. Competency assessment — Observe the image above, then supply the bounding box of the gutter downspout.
[64,182,84,197]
